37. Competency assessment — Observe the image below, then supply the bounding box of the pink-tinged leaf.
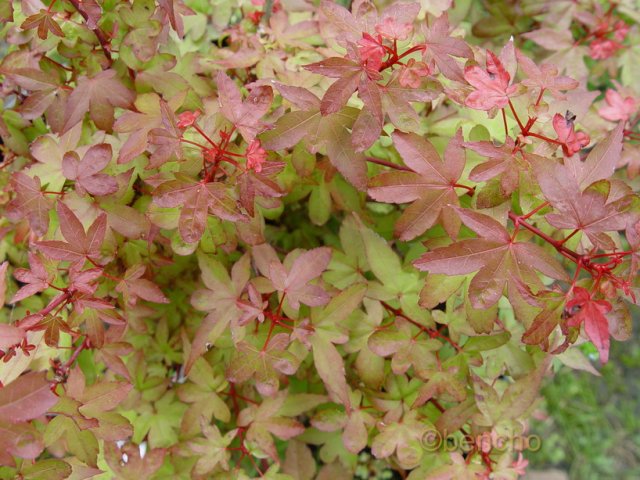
[57,201,87,246]
[455,208,510,243]
[368,130,466,240]
[522,28,574,51]
[415,209,567,308]
[84,213,107,258]
[464,50,517,110]
[522,296,564,345]
[310,335,351,411]
[532,157,634,249]
[216,71,273,141]
[7,173,53,236]
[62,69,134,133]
[11,253,52,303]
[576,122,624,188]
[35,240,85,262]
[0,371,58,423]
[180,185,209,244]
[271,82,321,110]
[598,89,638,122]
[422,13,473,82]
[62,144,118,197]
[566,288,613,363]
[287,247,332,289]
[320,71,361,115]
[260,110,320,151]
[414,239,507,275]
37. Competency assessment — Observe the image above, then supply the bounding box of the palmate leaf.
[62,143,118,197]
[368,129,466,241]
[0,371,58,423]
[152,174,246,244]
[414,209,569,308]
[62,69,134,133]
[36,202,107,264]
[531,149,638,250]
[216,71,273,142]
[6,173,54,236]
[252,244,333,310]
[421,13,473,82]
[260,86,368,190]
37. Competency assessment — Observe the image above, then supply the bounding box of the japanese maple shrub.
[0,0,638,478]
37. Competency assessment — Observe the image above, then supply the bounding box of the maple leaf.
[157,0,195,38]
[598,88,638,122]
[67,265,102,295]
[147,99,184,168]
[368,319,440,378]
[398,59,431,88]
[0,52,65,123]
[515,49,579,100]
[305,56,376,112]
[318,0,420,47]
[216,71,273,142]
[152,174,246,244]
[36,202,107,264]
[368,129,466,241]
[414,209,569,308]
[236,391,305,460]
[6,173,54,236]
[521,291,565,346]
[113,93,186,164]
[252,244,332,310]
[304,54,387,151]
[226,333,298,397]
[380,77,441,132]
[531,153,637,250]
[464,49,518,110]
[115,264,169,305]
[0,371,58,423]
[260,84,368,190]
[31,313,75,347]
[552,112,590,156]
[237,157,285,217]
[185,421,235,475]
[565,287,612,363]
[21,10,64,40]
[187,253,253,372]
[371,411,429,469]
[310,283,366,411]
[421,13,473,82]
[62,69,135,133]
[28,125,82,193]
[12,253,54,303]
[62,143,118,197]
[463,137,522,199]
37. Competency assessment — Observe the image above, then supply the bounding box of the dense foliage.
[0,0,638,478]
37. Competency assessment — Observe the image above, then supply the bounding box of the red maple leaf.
[12,253,54,303]
[464,49,518,111]
[414,209,569,308]
[368,129,466,241]
[565,287,612,363]
[36,202,107,264]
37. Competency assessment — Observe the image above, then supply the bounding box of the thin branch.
[67,0,113,64]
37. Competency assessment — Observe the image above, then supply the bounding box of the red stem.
[67,0,112,64]
[380,301,462,352]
